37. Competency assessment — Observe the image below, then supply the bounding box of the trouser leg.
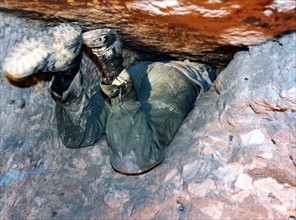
[137,62,199,147]
[55,27,125,149]
[100,67,163,174]
[52,55,110,149]
[104,61,200,174]
[55,90,110,149]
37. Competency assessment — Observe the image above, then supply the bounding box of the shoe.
[46,23,82,72]
[83,28,124,83]
[3,37,52,81]
[3,23,82,81]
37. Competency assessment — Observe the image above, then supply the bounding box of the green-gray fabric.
[54,61,205,174]
[55,91,110,148]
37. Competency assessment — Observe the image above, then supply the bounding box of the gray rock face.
[0,12,295,219]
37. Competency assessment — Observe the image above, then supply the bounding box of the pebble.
[241,129,265,145]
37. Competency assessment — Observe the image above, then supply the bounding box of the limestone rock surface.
[0,0,296,66]
[0,12,296,219]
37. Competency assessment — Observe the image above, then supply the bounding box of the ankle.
[83,28,123,81]
[49,52,82,97]
[99,56,124,83]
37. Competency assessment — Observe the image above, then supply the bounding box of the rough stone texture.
[1,12,296,219]
[0,0,296,66]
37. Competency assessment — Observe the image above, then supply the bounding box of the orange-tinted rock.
[0,0,295,65]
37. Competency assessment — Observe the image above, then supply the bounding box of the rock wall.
[0,0,296,66]
[0,12,295,219]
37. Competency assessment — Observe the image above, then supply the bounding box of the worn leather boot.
[83,28,124,84]
[3,23,83,82]
[3,23,83,100]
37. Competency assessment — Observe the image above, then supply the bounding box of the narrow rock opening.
[0,2,295,218]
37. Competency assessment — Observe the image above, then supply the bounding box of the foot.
[83,28,124,83]
[3,23,82,81]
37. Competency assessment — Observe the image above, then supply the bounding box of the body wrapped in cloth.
[55,60,215,174]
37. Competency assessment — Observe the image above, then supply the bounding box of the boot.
[3,23,83,95]
[83,28,124,84]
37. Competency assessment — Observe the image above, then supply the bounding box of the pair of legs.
[3,24,215,174]
[56,61,201,174]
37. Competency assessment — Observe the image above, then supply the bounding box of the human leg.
[100,60,214,174]
[3,24,110,148]
[135,62,201,147]
[100,68,164,174]
[53,54,110,148]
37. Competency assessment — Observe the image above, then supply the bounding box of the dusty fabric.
[53,61,214,174]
